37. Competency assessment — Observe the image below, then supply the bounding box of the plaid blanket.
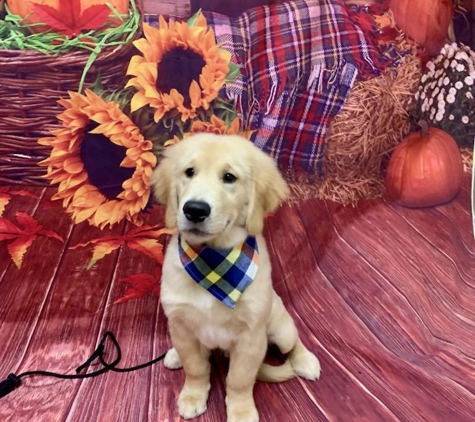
[146,0,387,176]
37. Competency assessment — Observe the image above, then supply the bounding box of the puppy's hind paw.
[164,347,183,370]
[291,349,321,381]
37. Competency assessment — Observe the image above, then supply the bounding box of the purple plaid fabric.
[145,0,386,176]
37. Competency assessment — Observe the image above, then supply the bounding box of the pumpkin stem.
[418,120,430,136]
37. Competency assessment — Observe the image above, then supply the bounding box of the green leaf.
[226,61,242,83]
[187,9,202,27]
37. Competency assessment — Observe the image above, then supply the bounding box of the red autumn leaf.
[377,27,401,46]
[0,218,23,240]
[31,0,111,39]
[76,5,113,31]
[0,213,64,268]
[15,212,41,234]
[113,267,162,304]
[354,11,376,35]
[0,187,39,217]
[70,225,174,269]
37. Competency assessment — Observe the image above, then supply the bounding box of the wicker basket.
[0,32,141,186]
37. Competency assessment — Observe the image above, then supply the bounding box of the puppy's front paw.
[291,349,321,381]
[164,347,183,370]
[226,398,259,422]
[227,405,259,422]
[178,385,210,419]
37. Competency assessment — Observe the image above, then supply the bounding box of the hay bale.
[289,46,422,206]
[461,147,473,174]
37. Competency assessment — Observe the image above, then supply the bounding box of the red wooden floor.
[0,175,474,422]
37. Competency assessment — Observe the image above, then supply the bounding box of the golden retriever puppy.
[152,133,320,422]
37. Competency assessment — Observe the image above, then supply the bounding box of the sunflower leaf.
[226,61,242,83]
[187,9,203,27]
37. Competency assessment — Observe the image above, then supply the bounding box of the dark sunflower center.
[156,48,206,107]
[80,122,135,200]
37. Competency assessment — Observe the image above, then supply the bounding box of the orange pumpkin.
[6,0,129,28]
[385,121,463,208]
[391,0,453,56]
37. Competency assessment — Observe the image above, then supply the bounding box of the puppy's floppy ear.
[151,151,178,229]
[246,151,289,236]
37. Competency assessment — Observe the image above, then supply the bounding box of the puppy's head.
[152,133,288,245]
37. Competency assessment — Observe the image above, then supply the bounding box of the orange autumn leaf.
[374,14,394,30]
[87,237,122,269]
[70,225,174,269]
[114,267,162,304]
[0,213,64,268]
[8,236,36,269]
[0,188,39,217]
[127,238,165,263]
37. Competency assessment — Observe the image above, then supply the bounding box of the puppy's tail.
[257,360,296,383]
[257,339,321,383]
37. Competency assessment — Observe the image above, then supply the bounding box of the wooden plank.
[0,206,126,422]
[143,0,191,17]
[0,189,73,384]
[1,178,473,422]
[309,198,475,421]
[384,200,475,285]
[326,198,475,358]
[263,204,402,422]
[432,175,475,258]
[65,207,166,422]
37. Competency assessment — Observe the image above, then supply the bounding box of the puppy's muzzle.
[183,200,211,223]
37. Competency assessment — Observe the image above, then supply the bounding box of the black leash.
[0,331,167,399]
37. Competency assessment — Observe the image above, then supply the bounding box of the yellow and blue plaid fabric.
[178,236,259,309]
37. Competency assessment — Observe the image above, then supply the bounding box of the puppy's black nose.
[183,201,211,223]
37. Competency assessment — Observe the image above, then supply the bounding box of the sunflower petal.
[126,55,145,76]
[195,13,207,28]
[131,92,150,112]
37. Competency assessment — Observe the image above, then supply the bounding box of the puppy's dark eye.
[223,172,237,184]
[185,167,194,178]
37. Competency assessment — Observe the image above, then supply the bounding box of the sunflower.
[39,89,156,229]
[126,14,231,123]
[164,115,251,146]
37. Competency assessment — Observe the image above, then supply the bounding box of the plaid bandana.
[178,236,259,309]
